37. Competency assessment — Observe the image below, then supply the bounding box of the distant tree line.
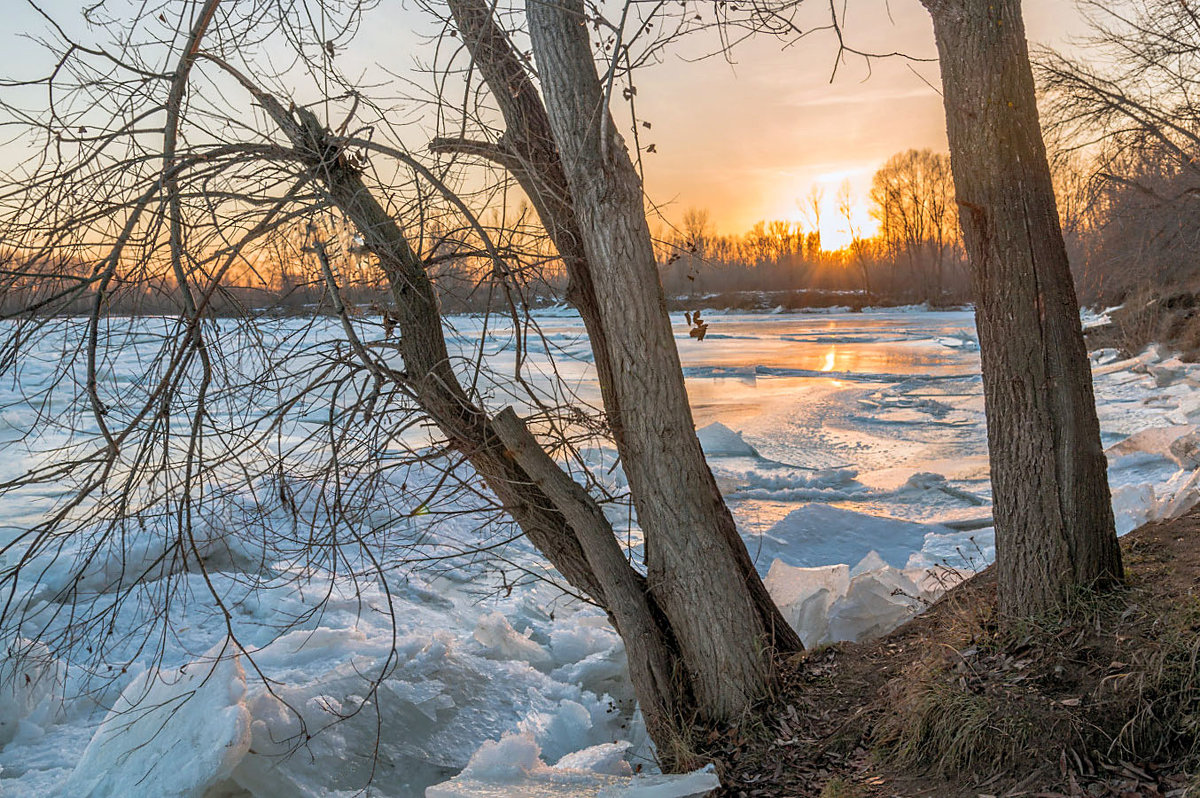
[658,119,1200,313]
[7,2,1194,322]
[656,149,968,306]
[1036,1,1200,308]
[5,130,1188,319]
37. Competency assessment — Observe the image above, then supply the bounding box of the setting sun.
[760,170,881,252]
[814,201,879,252]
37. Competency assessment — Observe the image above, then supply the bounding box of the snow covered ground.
[0,307,1197,797]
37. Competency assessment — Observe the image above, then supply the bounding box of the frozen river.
[0,307,1195,796]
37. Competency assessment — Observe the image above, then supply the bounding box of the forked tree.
[221,0,802,733]
[434,0,801,724]
[0,0,799,765]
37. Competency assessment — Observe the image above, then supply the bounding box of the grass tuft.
[873,578,1200,784]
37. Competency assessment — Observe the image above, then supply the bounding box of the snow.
[744,504,954,572]
[826,559,928,643]
[474,613,555,669]
[763,562,849,647]
[1081,305,1121,331]
[0,641,63,748]
[2,309,1199,797]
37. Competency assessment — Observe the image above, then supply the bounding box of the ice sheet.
[60,644,251,798]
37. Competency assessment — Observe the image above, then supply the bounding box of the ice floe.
[696,421,759,457]
[425,733,719,797]
[61,644,251,798]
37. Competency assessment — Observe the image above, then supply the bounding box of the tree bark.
[524,0,793,720]
[439,0,801,657]
[215,48,794,750]
[922,0,1123,614]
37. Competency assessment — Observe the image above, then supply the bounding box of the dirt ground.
[704,512,1200,798]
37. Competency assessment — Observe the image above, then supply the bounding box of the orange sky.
[626,0,1093,246]
[2,0,1094,251]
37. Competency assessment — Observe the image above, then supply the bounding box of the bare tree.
[868,148,956,300]
[431,0,802,724]
[837,179,872,297]
[0,0,631,763]
[1037,0,1200,300]
[700,0,1120,613]
[0,0,805,772]
[801,184,825,252]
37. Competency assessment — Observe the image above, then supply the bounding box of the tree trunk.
[922,0,1123,614]
[438,0,800,655]
[524,0,792,721]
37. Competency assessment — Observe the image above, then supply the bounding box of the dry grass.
[703,513,1200,797]
[874,580,1200,788]
[1088,284,1200,360]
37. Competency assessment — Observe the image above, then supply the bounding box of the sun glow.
[768,196,879,253]
[813,196,880,253]
[770,170,881,252]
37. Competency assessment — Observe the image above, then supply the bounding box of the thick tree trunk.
[439,0,801,656]
[524,0,792,720]
[922,0,1123,614]
[433,2,694,737]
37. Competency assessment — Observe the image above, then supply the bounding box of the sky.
[629,0,1094,245]
[0,0,1094,250]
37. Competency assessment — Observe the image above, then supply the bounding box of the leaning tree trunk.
[208,59,697,746]
[289,112,690,747]
[922,0,1123,614]
[525,0,791,721]
[437,0,801,655]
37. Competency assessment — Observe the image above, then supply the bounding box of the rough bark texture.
[524,0,791,720]
[440,0,800,650]
[922,0,1123,613]
[434,1,699,735]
